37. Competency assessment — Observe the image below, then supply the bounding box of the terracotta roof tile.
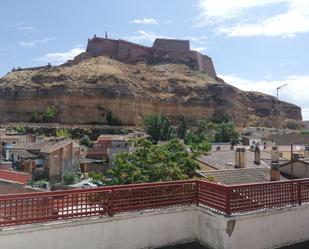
[196,167,271,185]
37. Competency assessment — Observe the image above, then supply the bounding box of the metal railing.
[2,179,309,227]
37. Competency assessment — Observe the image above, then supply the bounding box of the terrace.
[1,178,309,227]
[2,179,309,249]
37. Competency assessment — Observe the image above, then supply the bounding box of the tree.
[55,128,72,138]
[177,116,188,139]
[214,122,240,145]
[106,138,201,185]
[30,111,42,123]
[14,125,26,133]
[192,120,239,146]
[211,111,232,123]
[63,172,76,185]
[184,131,212,157]
[106,110,122,126]
[80,135,91,147]
[43,106,57,122]
[88,172,106,182]
[143,113,175,143]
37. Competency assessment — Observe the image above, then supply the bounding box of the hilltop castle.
[78,35,217,79]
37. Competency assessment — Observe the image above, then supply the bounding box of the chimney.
[254,144,261,165]
[270,162,280,181]
[271,146,279,163]
[304,146,309,158]
[235,148,247,168]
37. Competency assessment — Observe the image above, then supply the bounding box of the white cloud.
[192,47,206,52]
[196,0,287,24]
[130,18,159,25]
[34,47,84,65]
[10,22,23,27]
[302,108,309,121]
[19,37,55,47]
[17,26,36,31]
[196,0,309,37]
[126,31,208,48]
[220,74,309,119]
[126,30,168,43]
[183,35,208,45]
[10,22,36,31]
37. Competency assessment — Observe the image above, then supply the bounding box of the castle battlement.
[85,35,217,79]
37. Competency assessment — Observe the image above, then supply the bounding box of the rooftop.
[0,170,32,185]
[10,149,38,159]
[97,134,129,141]
[196,167,275,185]
[266,133,309,146]
[0,181,38,194]
[13,140,73,154]
[198,148,271,170]
[0,134,32,140]
[40,140,72,153]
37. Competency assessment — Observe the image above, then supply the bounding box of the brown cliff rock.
[0,56,302,128]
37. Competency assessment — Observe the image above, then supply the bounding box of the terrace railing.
[1,179,309,227]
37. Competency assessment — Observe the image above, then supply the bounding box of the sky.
[1,0,308,119]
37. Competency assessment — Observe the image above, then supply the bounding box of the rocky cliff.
[0,56,302,128]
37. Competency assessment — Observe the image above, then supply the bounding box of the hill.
[0,55,302,128]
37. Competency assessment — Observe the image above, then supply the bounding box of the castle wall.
[152,49,192,64]
[85,37,217,79]
[194,52,217,79]
[117,40,152,62]
[153,39,190,52]
[86,38,119,57]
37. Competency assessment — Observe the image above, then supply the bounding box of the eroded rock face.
[0,56,302,128]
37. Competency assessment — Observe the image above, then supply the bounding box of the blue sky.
[1,0,309,119]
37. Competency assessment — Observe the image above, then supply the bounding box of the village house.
[87,132,148,165]
[10,148,38,172]
[38,141,74,183]
[0,134,35,160]
[13,140,78,184]
[87,134,129,165]
[0,153,12,170]
[261,146,309,179]
[241,135,263,148]
[264,132,309,159]
[198,146,271,170]
[196,145,288,184]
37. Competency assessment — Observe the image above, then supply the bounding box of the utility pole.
[276,84,288,130]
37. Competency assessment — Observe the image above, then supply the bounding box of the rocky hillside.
[0,56,302,128]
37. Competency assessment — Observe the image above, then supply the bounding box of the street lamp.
[275,84,288,129]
